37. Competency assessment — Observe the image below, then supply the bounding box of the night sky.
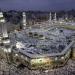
[0,0,75,11]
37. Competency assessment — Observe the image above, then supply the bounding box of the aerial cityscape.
[0,0,75,75]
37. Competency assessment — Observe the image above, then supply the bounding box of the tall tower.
[22,12,26,29]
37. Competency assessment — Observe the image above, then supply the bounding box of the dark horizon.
[0,0,75,11]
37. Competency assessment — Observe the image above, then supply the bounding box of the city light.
[55,57,58,61]
[0,12,3,17]
[15,54,18,56]
[4,48,7,52]
[16,42,24,49]
[4,48,11,53]
[3,40,10,44]
[59,21,63,24]
[31,58,51,64]
[61,56,64,60]
[8,48,11,53]
[0,19,5,23]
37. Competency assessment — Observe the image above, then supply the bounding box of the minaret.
[54,12,57,22]
[22,12,26,29]
[0,12,11,54]
[65,13,68,21]
[49,12,52,22]
[0,12,8,38]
